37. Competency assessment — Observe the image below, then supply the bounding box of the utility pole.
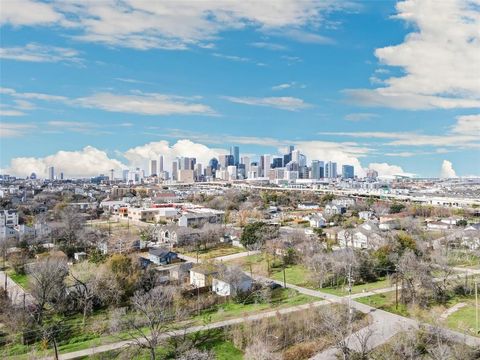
[347,264,353,338]
[476,281,478,334]
[395,267,399,310]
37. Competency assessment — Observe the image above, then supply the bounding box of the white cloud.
[367,163,406,177]
[212,52,264,66]
[440,160,457,178]
[319,114,480,149]
[6,146,126,178]
[250,42,288,51]
[279,29,334,44]
[223,96,311,111]
[75,92,216,116]
[345,0,480,110]
[0,43,82,64]
[162,129,284,147]
[1,87,216,117]
[0,123,35,137]
[271,82,306,91]
[0,109,26,116]
[0,87,67,101]
[451,114,480,134]
[344,113,378,121]
[0,0,64,26]
[123,139,226,172]
[1,1,344,50]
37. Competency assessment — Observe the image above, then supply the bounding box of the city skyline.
[1,0,479,178]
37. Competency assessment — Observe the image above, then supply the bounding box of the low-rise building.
[148,248,179,265]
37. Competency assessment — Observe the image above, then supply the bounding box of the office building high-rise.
[178,157,190,170]
[291,149,300,163]
[272,157,283,168]
[209,158,219,170]
[172,161,178,181]
[219,154,234,169]
[149,159,157,176]
[230,146,240,166]
[241,156,250,175]
[48,166,55,180]
[159,155,164,172]
[325,161,337,178]
[342,165,354,179]
[260,154,271,177]
[311,160,324,179]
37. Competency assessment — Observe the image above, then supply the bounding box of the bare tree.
[28,255,69,324]
[244,339,280,360]
[68,261,102,327]
[316,305,353,360]
[114,286,179,360]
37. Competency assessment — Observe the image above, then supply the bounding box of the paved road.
[252,274,480,359]
[0,270,34,307]
[215,250,260,262]
[45,299,330,360]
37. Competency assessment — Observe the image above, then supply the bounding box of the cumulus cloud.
[223,96,311,111]
[1,1,344,49]
[367,163,407,177]
[345,0,480,110]
[123,139,227,172]
[6,146,126,178]
[440,160,457,178]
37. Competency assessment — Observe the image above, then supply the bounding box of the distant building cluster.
[62,145,361,185]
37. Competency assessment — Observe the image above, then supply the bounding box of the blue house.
[148,248,178,265]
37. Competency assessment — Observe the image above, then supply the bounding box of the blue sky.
[0,0,479,178]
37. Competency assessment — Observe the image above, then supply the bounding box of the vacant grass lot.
[195,288,317,323]
[230,253,397,296]
[181,244,244,260]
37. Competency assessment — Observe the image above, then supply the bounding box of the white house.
[189,265,219,288]
[303,213,326,228]
[358,211,375,221]
[324,204,346,216]
[212,273,253,297]
[460,224,480,250]
[338,223,383,250]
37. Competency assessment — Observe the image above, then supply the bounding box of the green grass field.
[182,245,244,260]
[195,288,317,323]
[6,269,29,289]
[445,300,479,336]
[321,277,393,296]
